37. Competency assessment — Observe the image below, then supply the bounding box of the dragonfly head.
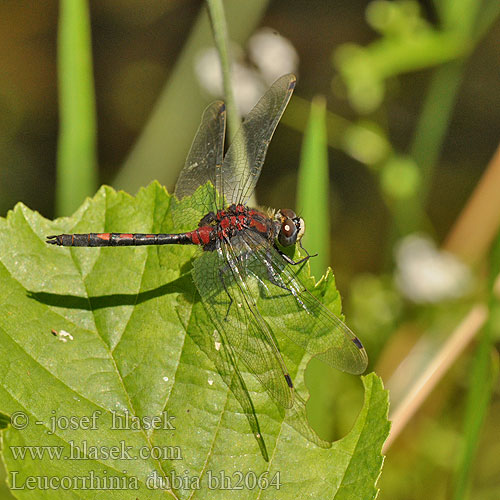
[276,209,305,247]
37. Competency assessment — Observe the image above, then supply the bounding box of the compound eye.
[280,208,296,219]
[278,218,298,246]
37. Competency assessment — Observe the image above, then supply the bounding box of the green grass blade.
[296,96,338,442]
[297,96,329,280]
[408,60,465,208]
[404,0,500,233]
[56,0,97,216]
[452,232,500,500]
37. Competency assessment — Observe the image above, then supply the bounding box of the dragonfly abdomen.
[46,232,195,247]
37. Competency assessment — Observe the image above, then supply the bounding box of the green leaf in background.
[56,0,98,216]
[0,184,389,498]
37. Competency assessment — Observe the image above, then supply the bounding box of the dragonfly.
[47,74,368,459]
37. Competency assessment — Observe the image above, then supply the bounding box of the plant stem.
[113,1,269,194]
[452,233,500,500]
[383,304,488,452]
[443,142,500,264]
[409,60,465,208]
[206,0,241,139]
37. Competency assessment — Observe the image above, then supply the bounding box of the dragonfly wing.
[191,250,330,451]
[191,246,293,409]
[220,74,296,206]
[174,101,226,225]
[188,300,269,460]
[221,233,339,447]
[241,230,369,375]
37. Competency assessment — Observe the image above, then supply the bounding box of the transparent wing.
[192,234,346,447]
[174,101,226,224]
[219,74,296,206]
[240,230,369,375]
[191,244,293,410]
[187,300,269,460]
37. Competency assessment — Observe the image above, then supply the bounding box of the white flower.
[195,48,264,115]
[194,27,299,115]
[395,234,471,303]
[248,27,299,85]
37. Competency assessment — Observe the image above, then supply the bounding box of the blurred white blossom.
[194,27,298,115]
[248,27,299,85]
[194,47,224,97]
[395,234,471,303]
[195,49,264,115]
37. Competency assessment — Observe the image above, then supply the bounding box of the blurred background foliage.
[1,0,499,499]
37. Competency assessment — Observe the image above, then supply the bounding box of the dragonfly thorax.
[195,204,277,251]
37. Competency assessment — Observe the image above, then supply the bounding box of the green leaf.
[0,184,389,498]
[0,411,9,430]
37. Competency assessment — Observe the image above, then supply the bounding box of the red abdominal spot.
[197,226,212,245]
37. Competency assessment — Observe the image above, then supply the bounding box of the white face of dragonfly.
[276,208,305,247]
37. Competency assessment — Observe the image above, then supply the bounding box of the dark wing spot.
[352,337,364,349]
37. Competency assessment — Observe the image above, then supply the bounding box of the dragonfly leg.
[266,248,309,310]
[274,241,318,266]
[274,246,309,266]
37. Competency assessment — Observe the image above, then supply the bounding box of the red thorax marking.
[249,218,267,234]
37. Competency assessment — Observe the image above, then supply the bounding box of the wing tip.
[275,73,296,90]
